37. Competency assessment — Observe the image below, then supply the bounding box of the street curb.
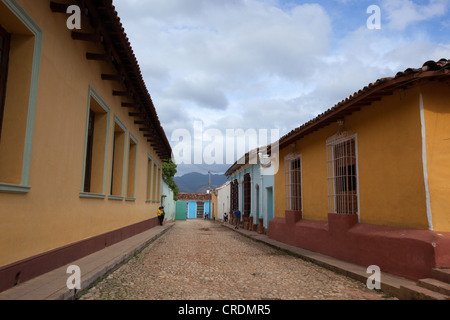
[220,222,414,299]
[64,223,175,300]
[0,223,175,300]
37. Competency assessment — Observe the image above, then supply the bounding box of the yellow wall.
[275,124,337,221]
[211,191,218,220]
[276,85,431,230]
[0,0,165,267]
[422,82,450,232]
[350,86,427,228]
[274,149,287,218]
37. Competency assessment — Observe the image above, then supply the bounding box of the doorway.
[197,202,205,219]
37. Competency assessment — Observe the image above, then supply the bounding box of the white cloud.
[382,0,449,31]
[115,1,331,82]
[113,0,333,132]
[165,77,229,110]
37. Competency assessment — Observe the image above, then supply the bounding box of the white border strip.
[420,93,433,231]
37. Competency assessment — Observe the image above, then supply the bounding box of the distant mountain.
[174,172,228,193]
[175,163,231,177]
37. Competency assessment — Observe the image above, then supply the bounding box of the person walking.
[234,209,241,229]
[158,206,165,226]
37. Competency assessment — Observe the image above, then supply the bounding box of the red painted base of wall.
[0,217,159,293]
[269,213,450,281]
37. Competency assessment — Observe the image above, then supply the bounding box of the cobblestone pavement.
[80,220,396,300]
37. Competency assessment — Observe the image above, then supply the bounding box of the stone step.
[418,278,450,296]
[400,284,449,300]
[432,268,450,284]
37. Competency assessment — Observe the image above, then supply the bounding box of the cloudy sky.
[113,0,450,175]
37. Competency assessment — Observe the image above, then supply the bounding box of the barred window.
[285,155,302,211]
[327,136,359,215]
[0,25,11,141]
[243,173,251,216]
[230,180,239,212]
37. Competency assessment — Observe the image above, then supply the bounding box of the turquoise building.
[175,201,188,221]
[225,147,276,232]
[176,193,212,220]
[161,180,177,223]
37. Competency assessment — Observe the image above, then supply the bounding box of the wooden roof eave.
[50,0,173,159]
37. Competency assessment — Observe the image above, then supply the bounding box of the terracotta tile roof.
[177,193,211,201]
[225,146,267,177]
[215,181,231,191]
[279,59,450,149]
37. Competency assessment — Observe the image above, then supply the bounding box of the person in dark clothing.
[158,206,165,226]
[234,210,241,229]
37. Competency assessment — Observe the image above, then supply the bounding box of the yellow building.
[270,59,450,280]
[211,189,218,221]
[0,0,172,292]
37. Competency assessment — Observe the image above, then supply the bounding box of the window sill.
[0,183,31,194]
[108,195,124,201]
[125,197,136,202]
[79,192,106,199]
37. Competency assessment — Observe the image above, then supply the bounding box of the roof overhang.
[50,0,173,160]
[279,59,450,150]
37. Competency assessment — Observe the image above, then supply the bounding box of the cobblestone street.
[81,220,395,300]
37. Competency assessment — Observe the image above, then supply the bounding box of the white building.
[216,181,231,222]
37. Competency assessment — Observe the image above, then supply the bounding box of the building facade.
[161,180,177,224]
[176,193,212,220]
[226,147,276,233]
[0,0,172,292]
[215,181,230,222]
[270,60,450,281]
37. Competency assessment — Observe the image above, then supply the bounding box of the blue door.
[205,201,212,219]
[188,201,197,219]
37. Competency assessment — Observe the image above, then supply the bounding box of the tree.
[162,159,179,200]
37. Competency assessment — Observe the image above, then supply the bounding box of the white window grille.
[327,135,359,215]
[285,155,302,211]
[196,202,205,219]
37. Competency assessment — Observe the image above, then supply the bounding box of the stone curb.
[0,223,175,300]
[220,222,415,299]
[60,223,175,300]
